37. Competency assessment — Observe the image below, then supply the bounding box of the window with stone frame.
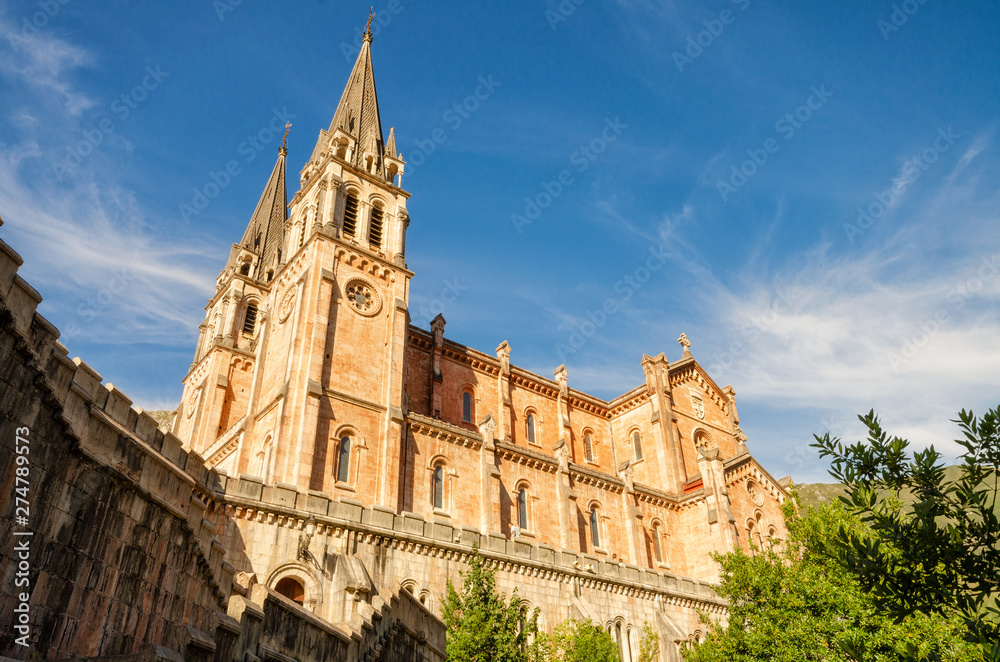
[525,411,538,445]
[343,191,360,237]
[632,429,644,461]
[461,389,474,423]
[336,435,351,484]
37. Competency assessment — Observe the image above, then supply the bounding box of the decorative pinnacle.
[363,7,375,41]
[678,333,692,356]
[280,122,292,155]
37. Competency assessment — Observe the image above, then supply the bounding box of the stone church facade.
[0,20,789,662]
[169,22,789,661]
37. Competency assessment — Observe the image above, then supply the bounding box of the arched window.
[368,201,384,248]
[632,430,643,461]
[590,506,601,549]
[343,191,359,237]
[525,413,537,445]
[336,435,351,484]
[242,303,258,336]
[651,522,663,564]
[275,577,305,606]
[584,433,594,462]
[433,464,445,510]
[517,486,528,530]
[257,435,272,484]
[462,391,473,423]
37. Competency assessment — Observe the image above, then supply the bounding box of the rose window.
[344,279,381,316]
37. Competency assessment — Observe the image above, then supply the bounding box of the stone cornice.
[494,441,559,473]
[408,412,482,450]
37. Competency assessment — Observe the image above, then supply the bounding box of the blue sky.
[1,0,998,483]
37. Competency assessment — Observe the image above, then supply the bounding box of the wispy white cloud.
[0,17,96,115]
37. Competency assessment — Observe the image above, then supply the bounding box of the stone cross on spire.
[363,7,375,41]
[678,333,692,358]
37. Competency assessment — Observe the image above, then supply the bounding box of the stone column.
[429,315,445,418]
[496,341,512,441]
[641,353,682,493]
[555,442,576,550]
[478,415,500,534]
[555,365,572,452]
[621,464,643,565]
[696,447,737,550]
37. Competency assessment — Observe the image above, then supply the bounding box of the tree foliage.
[441,545,542,662]
[683,498,978,662]
[813,406,1000,658]
[547,619,620,662]
[637,621,661,662]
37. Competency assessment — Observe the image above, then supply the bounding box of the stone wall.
[0,237,446,662]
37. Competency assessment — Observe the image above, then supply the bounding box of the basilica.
[171,19,789,661]
[0,18,788,662]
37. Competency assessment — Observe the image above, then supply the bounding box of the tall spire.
[329,13,385,169]
[237,145,287,281]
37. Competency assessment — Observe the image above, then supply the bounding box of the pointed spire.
[329,13,385,170]
[385,127,397,159]
[237,146,287,280]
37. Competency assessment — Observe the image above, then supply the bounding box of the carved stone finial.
[496,340,511,373]
[678,333,691,350]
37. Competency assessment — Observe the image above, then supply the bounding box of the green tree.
[547,619,620,662]
[636,621,661,662]
[813,406,1000,659]
[683,499,978,662]
[441,545,542,662]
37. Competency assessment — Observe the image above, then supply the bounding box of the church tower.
[175,19,411,509]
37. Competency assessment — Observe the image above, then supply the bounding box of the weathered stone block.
[394,512,425,535]
[366,505,395,529]
[536,543,556,565]
[161,433,186,469]
[236,475,264,501]
[267,483,298,508]
[459,527,481,549]
[559,550,579,568]
[336,498,364,522]
[0,238,23,296]
[431,521,453,542]
[301,490,330,516]
[487,532,506,553]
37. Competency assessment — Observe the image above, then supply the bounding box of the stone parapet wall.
[220,471,722,611]
[0,237,447,662]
